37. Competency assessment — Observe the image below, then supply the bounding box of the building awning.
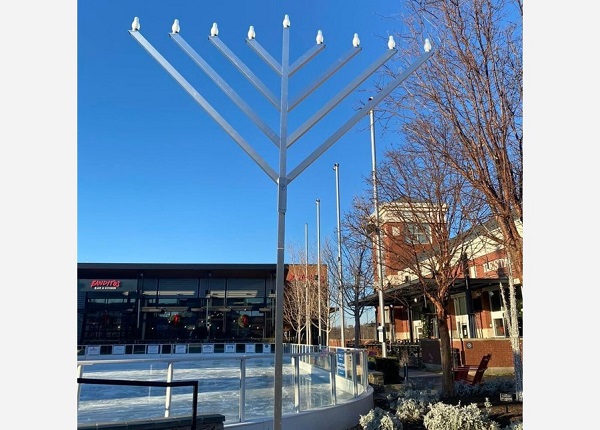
[359,276,511,307]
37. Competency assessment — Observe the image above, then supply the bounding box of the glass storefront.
[77,264,278,345]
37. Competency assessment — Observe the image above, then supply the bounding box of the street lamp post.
[389,304,395,343]
[461,252,477,338]
[369,98,387,357]
[305,223,311,345]
[316,198,322,346]
[129,16,433,429]
[333,162,345,348]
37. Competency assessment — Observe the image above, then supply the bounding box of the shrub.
[422,399,500,430]
[387,387,441,425]
[395,398,424,423]
[500,423,523,430]
[454,377,516,397]
[359,406,403,430]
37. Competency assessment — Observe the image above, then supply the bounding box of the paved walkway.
[372,367,443,405]
[402,367,443,388]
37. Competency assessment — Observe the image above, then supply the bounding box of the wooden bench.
[453,353,491,385]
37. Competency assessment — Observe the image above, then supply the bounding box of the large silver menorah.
[129,14,433,430]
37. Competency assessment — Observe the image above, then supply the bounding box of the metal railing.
[77,377,199,428]
[77,342,369,426]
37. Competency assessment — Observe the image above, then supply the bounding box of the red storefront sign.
[90,279,121,290]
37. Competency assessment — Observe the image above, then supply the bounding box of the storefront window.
[493,318,506,337]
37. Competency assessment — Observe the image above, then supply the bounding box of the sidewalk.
[401,367,443,389]
[372,367,443,406]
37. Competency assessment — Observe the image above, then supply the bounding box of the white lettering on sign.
[483,259,507,273]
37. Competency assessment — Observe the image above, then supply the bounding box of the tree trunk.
[437,312,455,398]
[354,309,361,347]
[496,213,523,282]
[502,268,523,400]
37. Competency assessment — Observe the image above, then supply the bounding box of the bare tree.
[309,266,330,347]
[322,237,345,346]
[283,243,329,345]
[322,205,375,347]
[371,144,485,398]
[284,247,308,344]
[342,201,376,346]
[374,0,523,397]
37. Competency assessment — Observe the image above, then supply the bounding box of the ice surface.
[78,357,353,424]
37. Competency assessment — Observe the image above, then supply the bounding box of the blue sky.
[77,1,420,265]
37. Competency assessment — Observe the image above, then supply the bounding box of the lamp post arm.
[289,47,361,112]
[209,36,280,109]
[129,30,278,182]
[289,43,326,77]
[171,34,280,146]
[287,49,434,183]
[246,38,283,75]
[287,49,396,147]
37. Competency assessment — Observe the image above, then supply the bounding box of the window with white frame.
[405,223,431,244]
[489,290,506,337]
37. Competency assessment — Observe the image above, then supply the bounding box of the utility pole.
[128,15,433,429]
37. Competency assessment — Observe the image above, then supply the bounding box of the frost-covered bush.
[454,377,515,397]
[395,398,424,422]
[387,387,441,424]
[359,406,403,430]
[500,422,523,430]
[389,387,440,409]
[423,400,500,430]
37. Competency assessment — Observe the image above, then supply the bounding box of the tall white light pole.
[369,97,387,357]
[305,222,311,345]
[129,17,433,429]
[316,198,322,346]
[333,163,346,348]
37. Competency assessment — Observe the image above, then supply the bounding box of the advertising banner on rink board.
[112,345,125,355]
[147,345,160,354]
[203,344,215,354]
[175,344,187,354]
[87,345,100,355]
[245,344,256,353]
[337,349,346,377]
[263,344,271,353]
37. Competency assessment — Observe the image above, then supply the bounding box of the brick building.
[360,200,523,344]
